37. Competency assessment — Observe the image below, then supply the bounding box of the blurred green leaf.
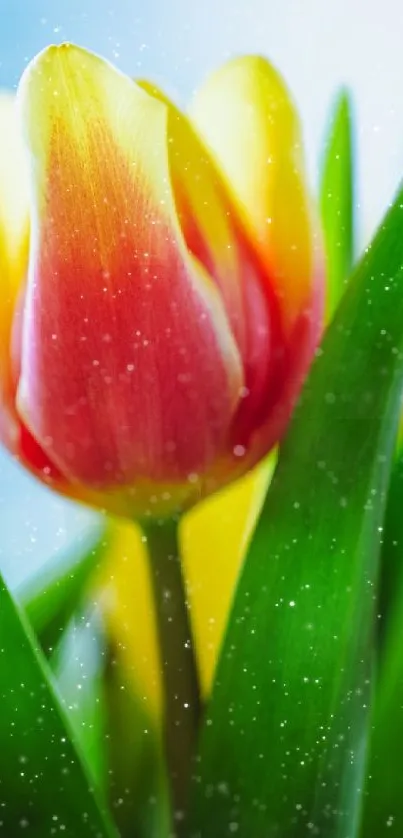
[359,450,403,836]
[376,447,403,650]
[18,522,108,655]
[320,89,355,319]
[188,187,403,837]
[52,607,108,797]
[104,642,171,838]
[0,571,118,837]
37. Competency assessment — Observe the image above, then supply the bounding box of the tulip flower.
[0,44,323,519]
[0,45,324,835]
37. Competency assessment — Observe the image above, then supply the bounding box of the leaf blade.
[320,88,355,319]
[359,450,403,836]
[18,522,107,654]
[0,570,118,837]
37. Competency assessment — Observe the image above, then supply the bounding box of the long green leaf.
[359,450,403,836]
[18,522,107,655]
[0,571,118,837]
[320,89,355,319]
[188,190,403,837]
[104,645,171,838]
[52,608,108,797]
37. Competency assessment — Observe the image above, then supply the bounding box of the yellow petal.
[0,93,29,304]
[0,93,29,436]
[139,80,261,358]
[95,455,275,727]
[94,519,163,722]
[181,452,275,694]
[190,56,315,332]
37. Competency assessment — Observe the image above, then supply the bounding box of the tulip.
[0,44,324,519]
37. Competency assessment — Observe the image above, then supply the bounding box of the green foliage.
[51,608,108,797]
[320,89,355,319]
[359,450,403,836]
[188,184,403,837]
[0,572,118,837]
[19,523,108,654]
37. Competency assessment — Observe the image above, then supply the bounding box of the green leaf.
[320,89,355,319]
[359,450,403,836]
[0,570,118,837]
[51,608,108,797]
[18,522,108,655]
[104,645,171,838]
[188,189,403,837]
[376,447,403,651]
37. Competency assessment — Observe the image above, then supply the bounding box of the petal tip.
[17,43,103,133]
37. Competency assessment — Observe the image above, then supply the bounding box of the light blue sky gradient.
[1,0,403,588]
[1,0,403,234]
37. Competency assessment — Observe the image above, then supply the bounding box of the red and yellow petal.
[16,45,243,501]
[145,78,291,457]
[140,81,276,447]
[190,55,318,334]
[139,81,256,351]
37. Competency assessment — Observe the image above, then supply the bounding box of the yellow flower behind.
[0,94,29,451]
[95,455,274,722]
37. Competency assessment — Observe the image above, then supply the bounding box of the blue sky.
[0,0,216,95]
[0,0,147,87]
[1,0,403,230]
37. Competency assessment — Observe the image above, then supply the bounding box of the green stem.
[142,517,201,834]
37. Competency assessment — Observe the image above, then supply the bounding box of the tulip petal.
[190,56,316,333]
[139,81,259,352]
[0,94,29,315]
[94,519,163,721]
[181,453,275,694]
[17,45,243,495]
[0,94,29,448]
[140,81,277,453]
